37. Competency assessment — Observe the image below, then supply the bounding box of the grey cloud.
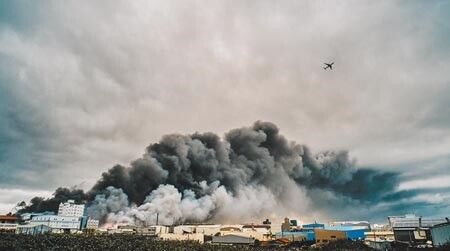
[1,1,450,218]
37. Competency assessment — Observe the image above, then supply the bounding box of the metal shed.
[431,222,450,247]
[212,234,255,245]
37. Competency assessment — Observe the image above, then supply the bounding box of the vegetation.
[4,233,449,251]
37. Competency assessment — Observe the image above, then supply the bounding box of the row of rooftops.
[389,214,450,229]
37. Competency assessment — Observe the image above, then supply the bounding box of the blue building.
[302,223,325,231]
[325,226,369,240]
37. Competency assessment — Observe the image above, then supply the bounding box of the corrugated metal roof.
[325,226,369,231]
[393,218,447,229]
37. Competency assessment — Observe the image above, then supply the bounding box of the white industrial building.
[30,215,81,232]
[0,215,18,232]
[86,219,100,229]
[58,200,85,217]
[17,224,54,234]
[150,225,170,235]
[18,200,87,234]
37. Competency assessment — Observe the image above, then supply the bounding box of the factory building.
[195,224,221,235]
[269,223,282,233]
[150,225,171,235]
[58,200,85,217]
[17,224,54,234]
[390,214,447,245]
[18,200,91,234]
[431,221,450,247]
[314,228,347,244]
[219,226,242,236]
[242,224,271,234]
[364,231,395,241]
[86,219,99,229]
[212,234,255,245]
[20,211,55,223]
[0,215,18,232]
[28,215,82,233]
[275,232,307,242]
[224,231,269,241]
[173,225,193,234]
[281,218,291,232]
[325,226,369,240]
[302,223,325,231]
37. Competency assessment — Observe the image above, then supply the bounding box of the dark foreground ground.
[0,233,374,251]
[1,233,449,251]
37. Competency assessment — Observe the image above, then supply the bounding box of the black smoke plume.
[18,187,87,214]
[19,121,400,223]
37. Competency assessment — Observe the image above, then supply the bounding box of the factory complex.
[1,201,450,250]
[1,200,98,235]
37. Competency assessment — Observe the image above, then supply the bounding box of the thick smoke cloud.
[19,187,87,214]
[19,121,400,224]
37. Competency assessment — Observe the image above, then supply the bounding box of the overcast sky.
[1,0,449,217]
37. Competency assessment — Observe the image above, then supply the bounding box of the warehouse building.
[314,229,347,244]
[18,200,91,234]
[325,225,369,240]
[17,224,54,234]
[196,224,221,235]
[220,226,242,236]
[302,223,325,231]
[0,215,18,232]
[364,231,395,241]
[390,215,447,245]
[20,211,55,223]
[212,234,255,245]
[29,215,82,233]
[275,232,307,242]
[431,221,450,247]
[242,224,270,233]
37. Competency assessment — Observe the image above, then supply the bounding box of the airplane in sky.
[323,62,334,70]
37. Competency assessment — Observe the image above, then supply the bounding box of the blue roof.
[302,223,325,228]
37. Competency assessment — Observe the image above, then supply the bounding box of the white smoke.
[86,179,316,226]
[85,186,130,222]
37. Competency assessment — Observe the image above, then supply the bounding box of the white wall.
[58,202,85,217]
[31,215,81,229]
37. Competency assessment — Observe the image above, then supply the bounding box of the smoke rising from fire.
[19,121,399,225]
